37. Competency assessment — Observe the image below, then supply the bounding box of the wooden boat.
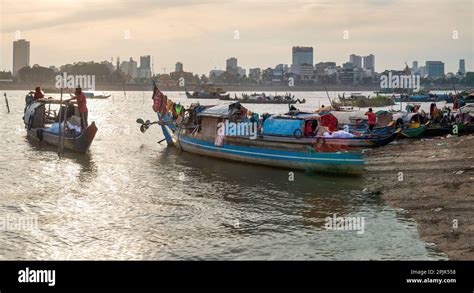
[263,112,400,148]
[145,87,365,175]
[185,90,230,99]
[185,84,229,99]
[400,121,430,138]
[70,92,110,100]
[393,94,439,103]
[24,95,97,153]
[220,93,305,104]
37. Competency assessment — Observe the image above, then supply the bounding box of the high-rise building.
[363,54,375,71]
[349,54,362,68]
[292,46,313,66]
[140,55,151,70]
[120,57,138,79]
[458,59,466,75]
[226,57,238,75]
[426,61,444,78]
[175,62,183,73]
[248,68,261,81]
[226,57,238,70]
[13,39,30,76]
[412,61,418,71]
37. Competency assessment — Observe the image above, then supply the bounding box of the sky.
[0,0,473,75]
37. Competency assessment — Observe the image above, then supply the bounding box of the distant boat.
[185,84,229,99]
[185,90,230,99]
[393,94,439,103]
[83,92,111,99]
[221,93,305,104]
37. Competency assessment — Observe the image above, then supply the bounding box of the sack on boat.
[215,134,224,147]
[323,130,354,138]
[47,122,81,135]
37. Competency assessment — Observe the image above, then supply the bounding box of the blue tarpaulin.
[262,116,305,136]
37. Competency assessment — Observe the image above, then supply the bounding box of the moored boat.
[221,93,306,104]
[141,85,366,175]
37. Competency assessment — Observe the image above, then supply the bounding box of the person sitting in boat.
[365,108,376,133]
[33,86,44,100]
[66,86,88,130]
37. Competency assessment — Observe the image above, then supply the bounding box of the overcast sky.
[0,0,473,75]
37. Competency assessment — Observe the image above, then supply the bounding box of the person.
[67,87,88,130]
[365,108,376,133]
[304,121,314,137]
[33,87,44,100]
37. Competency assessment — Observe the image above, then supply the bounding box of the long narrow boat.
[185,90,230,99]
[400,121,430,138]
[24,96,97,153]
[146,86,365,175]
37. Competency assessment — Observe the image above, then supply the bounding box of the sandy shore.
[364,134,474,260]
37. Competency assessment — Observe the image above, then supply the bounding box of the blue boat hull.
[175,135,365,175]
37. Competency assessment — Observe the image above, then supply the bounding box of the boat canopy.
[331,110,367,125]
[197,102,246,119]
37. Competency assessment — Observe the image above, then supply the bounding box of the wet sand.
[364,134,474,260]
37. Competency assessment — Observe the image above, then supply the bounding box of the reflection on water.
[0,91,446,260]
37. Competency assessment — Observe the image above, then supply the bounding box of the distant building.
[175,62,183,73]
[338,67,355,84]
[225,57,238,76]
[13,39,30,76]
[458,59,466,75]
[412,61,418,71]
[209,69,225,82]
[315,62,336,76]
[100,61,114,73]
[342,62,354,69]
[299,64,314,81]
[237,67,246,77]
[248,68,261,81]
[292,46,313,66]
[426,61,444,78]
[291,46,313,75]
[138,55,151,79]
[363,54,375,71]
[349,54,362,68]
[419,66,427,77]
[120,57,138,79]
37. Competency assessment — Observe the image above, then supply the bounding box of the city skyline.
[0,0,473,75]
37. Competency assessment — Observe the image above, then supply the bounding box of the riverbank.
[364,134,474,260]
[1,82,470,92]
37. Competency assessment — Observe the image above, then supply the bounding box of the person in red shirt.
[67,87,88,130]
[365,108,376,133]
[33,87,44,100]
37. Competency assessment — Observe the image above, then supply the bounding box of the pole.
[4,93,10,113]
[58,88,64,157]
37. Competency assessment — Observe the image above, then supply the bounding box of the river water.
[0,90,447,260]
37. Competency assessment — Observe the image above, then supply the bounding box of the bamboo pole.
[4,93,10,113]
[58,88,64,157]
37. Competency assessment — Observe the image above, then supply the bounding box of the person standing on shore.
[365,108,376,133]
[66,87,88,131]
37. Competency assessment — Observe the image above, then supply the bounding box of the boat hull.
[27,122,98,153]
[401,122,430,138]
[175,134,365,175]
